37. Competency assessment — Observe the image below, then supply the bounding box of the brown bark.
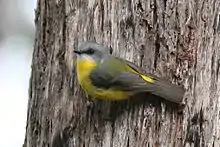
[24,0,220,147]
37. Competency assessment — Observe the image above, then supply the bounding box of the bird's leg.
[85,94,96,109]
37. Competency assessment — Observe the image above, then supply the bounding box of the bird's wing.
[89,56,154,91]
[115,57,165,82]
[89,56,184,103]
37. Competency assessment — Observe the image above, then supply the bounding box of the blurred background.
[0,0,36,146]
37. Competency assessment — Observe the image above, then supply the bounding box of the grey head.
[74,42,110,62]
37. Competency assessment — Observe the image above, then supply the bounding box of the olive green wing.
[90,56,185,104]
[89,56,153,91]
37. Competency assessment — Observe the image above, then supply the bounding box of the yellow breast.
[76,60,96,94]
[76,60,133,100]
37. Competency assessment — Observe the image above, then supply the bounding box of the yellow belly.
[94,88,133,100]
[76,60,133,100]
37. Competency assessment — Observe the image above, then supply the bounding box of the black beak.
[74,50,81,54]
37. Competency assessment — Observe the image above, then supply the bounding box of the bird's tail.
[155,80,184,103]
[136,76,185,104]
[146,79,185,104]
[120,58,185,104]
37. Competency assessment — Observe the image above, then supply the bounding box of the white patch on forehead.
[100,58,104,64]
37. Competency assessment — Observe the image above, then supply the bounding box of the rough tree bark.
[24,0,220,147]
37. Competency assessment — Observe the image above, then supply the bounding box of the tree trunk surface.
[24,0,220,147]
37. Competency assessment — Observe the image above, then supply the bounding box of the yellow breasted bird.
[74,42,185,104]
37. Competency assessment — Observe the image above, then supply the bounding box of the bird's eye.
[86,48,95,54]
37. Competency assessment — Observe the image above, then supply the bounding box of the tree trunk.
[24,0,220,147]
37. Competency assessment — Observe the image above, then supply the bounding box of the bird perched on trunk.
[74,42,185,104]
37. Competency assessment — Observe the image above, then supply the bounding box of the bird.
[74,42,185,104]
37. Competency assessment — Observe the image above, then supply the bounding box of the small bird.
[74,42,185,104]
